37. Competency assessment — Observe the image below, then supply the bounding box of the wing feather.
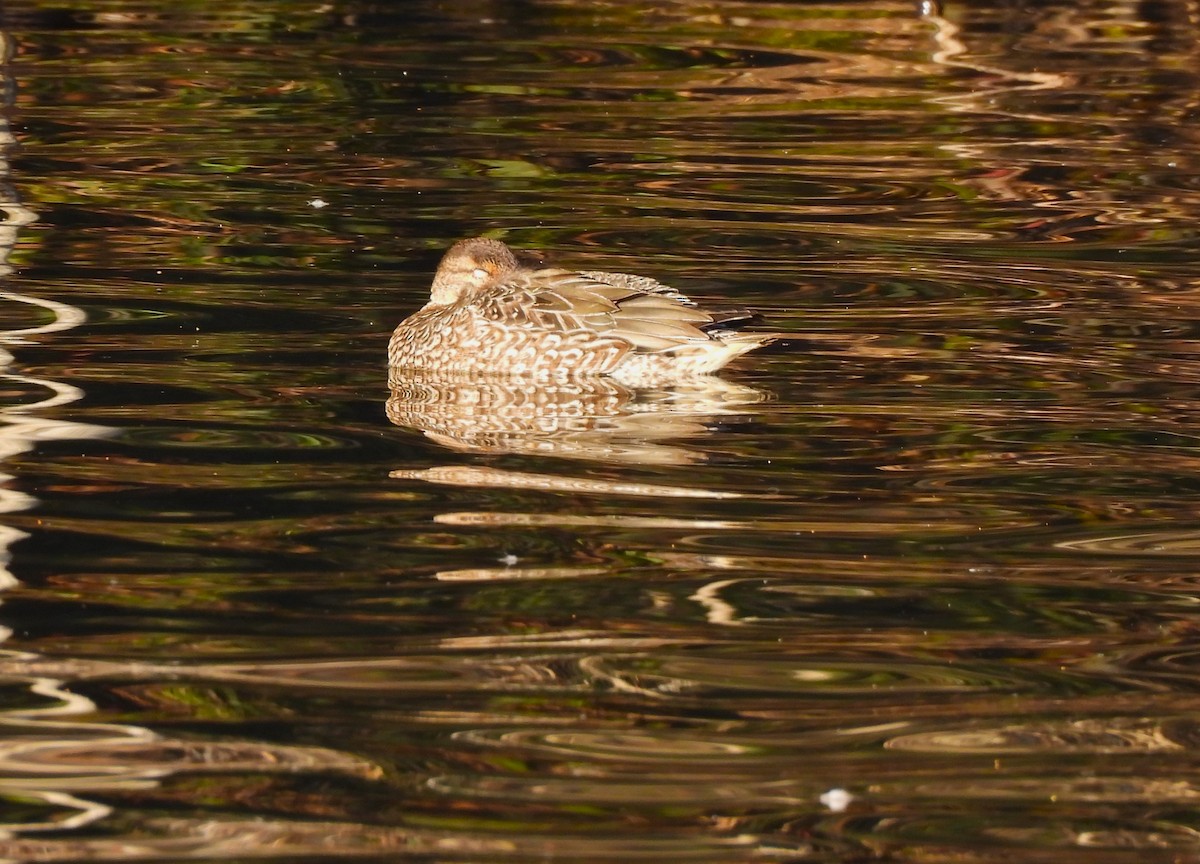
[472,267,746,355]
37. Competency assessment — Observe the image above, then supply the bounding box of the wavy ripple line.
[0,141,104,589]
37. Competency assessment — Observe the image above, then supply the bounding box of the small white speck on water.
[820,788,853,812]
[499,554,519,566]
[308,198,328,209]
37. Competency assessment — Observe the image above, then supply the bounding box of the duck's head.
[429,237,521,305]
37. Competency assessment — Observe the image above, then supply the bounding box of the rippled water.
[4,0,1200,860]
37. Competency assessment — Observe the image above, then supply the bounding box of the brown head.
[428,237,521,305]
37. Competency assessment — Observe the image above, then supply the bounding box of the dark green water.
[3,0,1200,860]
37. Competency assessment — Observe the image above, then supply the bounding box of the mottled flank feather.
[388,237,778,383]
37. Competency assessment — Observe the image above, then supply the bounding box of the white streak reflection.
[0,28,103,591]
[391,465,752,499]
[923,1,1071,122]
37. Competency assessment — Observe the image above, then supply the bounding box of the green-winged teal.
[387,237,777,383]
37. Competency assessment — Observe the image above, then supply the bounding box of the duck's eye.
[472,267,489,280]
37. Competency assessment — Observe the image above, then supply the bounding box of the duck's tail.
[703,331,780,372]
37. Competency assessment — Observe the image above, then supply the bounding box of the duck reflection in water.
[386,370,766,465]
[386,237,779,464]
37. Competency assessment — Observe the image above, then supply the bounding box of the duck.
[387,236,777,384]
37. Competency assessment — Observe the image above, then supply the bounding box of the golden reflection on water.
[391,464,751,498]
[0,657,379,851]
[0,34,387,858]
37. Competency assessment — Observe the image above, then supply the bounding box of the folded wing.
[474,268,757,354]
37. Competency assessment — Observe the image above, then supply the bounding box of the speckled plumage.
[387,237,776,384]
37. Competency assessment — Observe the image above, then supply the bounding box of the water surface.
[3,0,1200,861]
